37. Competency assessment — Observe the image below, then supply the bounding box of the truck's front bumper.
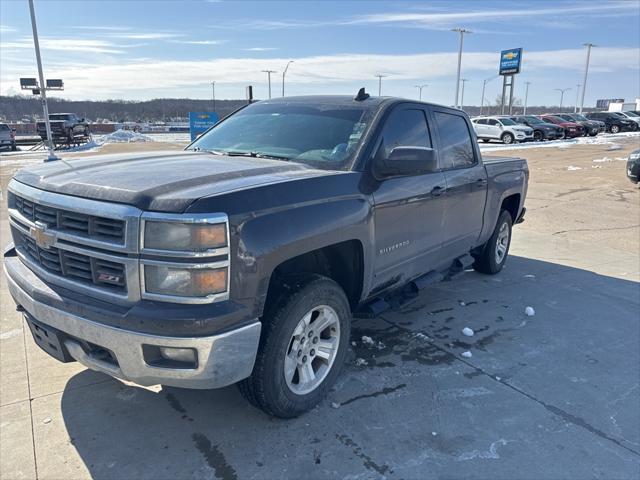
[4,256,261,389]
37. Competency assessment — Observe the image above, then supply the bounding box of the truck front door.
[370,105,447,293]
[431,109,488,258]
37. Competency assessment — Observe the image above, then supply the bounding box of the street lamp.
[282,60,294,97]
[460,79,468,109]
[375,74,388,96]
[211,81,216,112]
[555,88,571,110]
[579,43,595,113]
[479,75,499,116]
[262,69,276,99]
[414,84,428,100]
[523,81,531,115]
[451,27,472,108]
[28,0,58,161]
[574,84,581,113]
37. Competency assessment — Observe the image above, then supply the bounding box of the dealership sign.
[499,48,523,75]
[595,99,624,109]
[189,111,219,141]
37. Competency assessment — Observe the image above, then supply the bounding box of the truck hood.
[12,150,334,212]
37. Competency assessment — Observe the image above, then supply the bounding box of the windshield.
[573,114,588,121]
[558,115,575,121]
[49,114,71,121]
[626,111,639,117]
[610,112,627,118]
[188,101,373,170]
[499,118,517,126]
[524,116,543,124]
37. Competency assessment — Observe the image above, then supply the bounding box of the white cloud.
[0,25,17,33]
[171,40,226,45]
[1,37,126,54]
[110,32,183,40]
[2,47,636,100]
[243,47,278,52]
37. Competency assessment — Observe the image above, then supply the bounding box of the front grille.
[17,231,127,291]
[14,194,125,243]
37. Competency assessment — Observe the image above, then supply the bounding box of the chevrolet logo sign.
[30,222,56,249]
[503,52,517,60]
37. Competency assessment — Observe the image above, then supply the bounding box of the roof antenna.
[354,87,369,101]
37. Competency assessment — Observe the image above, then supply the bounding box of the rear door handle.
[431,185,446,197]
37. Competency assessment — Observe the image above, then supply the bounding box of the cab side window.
[377,108,431,160]
[434,112,476,169]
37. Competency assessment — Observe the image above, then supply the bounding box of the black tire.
[473,210,513,275]
[11,143,17,151]
[610,124,620,134]
[238,274,351,418]
[501,132,514,145]
[533,130,543,142]
[481,139,490,143]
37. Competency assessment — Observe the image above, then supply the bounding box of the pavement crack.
[335,433,391,476]
[340,383,407,407]
[552,224,639,236]
[381,316,640,458]
[21,322,39,480]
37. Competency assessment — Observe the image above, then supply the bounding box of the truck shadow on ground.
[59,256,640,480]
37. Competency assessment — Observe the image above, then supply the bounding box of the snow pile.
[461,351,473,358]
[525,306,536,317]
[567,166,582,171]
[592,156,628,163]
[462,327,475,337]
[355,358,368,367]
[361,335,374,346]
[96,129,155,145]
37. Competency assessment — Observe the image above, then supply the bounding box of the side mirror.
[375,146,438,178]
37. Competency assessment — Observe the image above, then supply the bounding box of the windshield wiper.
[225,151,291,161]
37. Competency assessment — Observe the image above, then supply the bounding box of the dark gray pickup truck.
[5,93,528,417]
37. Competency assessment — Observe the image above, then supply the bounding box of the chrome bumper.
[4,256,261,389]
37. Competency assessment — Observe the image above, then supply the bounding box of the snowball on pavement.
[361,335,374,346]
[461,351,473,358]
[462,327,474,337]
[525,306,536,316]
[355,358,368,366]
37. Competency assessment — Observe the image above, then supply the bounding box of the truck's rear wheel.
[473,210,512,274]
[238,274,351,418]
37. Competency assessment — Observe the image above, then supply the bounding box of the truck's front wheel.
[472,210,512,274]
[238,274,351,418]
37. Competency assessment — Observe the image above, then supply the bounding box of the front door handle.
[431,185,446,197]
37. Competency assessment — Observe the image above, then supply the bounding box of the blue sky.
[1,0,639,106]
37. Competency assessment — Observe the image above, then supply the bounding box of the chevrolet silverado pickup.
[37,113,90,142]
[5,92,528,418]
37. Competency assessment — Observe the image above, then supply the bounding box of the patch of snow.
[43,417,52,424]
[607,144,623,151]
[525,306,536,316]
[461,351,473,358]
[330,402,340,409]
[96,129,155,144]
[0,328,22,340]
[457,439,508,461]
[351,341,356,347]
[567,165,582,171]
[459,301,466,306]
[431,432,438,436]
[414,332,430,341]
[355,358,368,367]
[361,335,374,346]
[462,327,475,337]
[523,274,535,278]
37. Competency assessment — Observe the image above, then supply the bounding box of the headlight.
[141,214,228,255]
[143,262,228,299]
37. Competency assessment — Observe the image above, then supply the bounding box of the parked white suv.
[472,116,534,144]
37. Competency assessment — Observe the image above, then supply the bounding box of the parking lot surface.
[1,134,639,479]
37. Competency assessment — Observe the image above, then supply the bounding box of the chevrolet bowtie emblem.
[30,222,56,249]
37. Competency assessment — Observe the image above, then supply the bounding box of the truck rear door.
[431,109,488,258]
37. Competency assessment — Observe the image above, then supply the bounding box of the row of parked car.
[471,111,640,144]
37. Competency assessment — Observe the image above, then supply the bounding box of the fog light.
[159,347,197,363]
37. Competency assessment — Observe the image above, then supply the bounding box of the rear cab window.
[433,111,476,169]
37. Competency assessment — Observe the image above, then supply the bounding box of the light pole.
[282,60,293,97]
[28,0,58,161]
[460,79,468,109]
[579,43,595,113]
[452,27,472,108]
[523,81,531,115]
[375,74,387,96]
[262,69,276,99]
[479,75,498,116]
[414,84,428,100]
[211,81,216,112]
[574,84,581,113]
[555,88,571,110]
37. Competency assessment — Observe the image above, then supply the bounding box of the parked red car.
[538,115,585,138]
